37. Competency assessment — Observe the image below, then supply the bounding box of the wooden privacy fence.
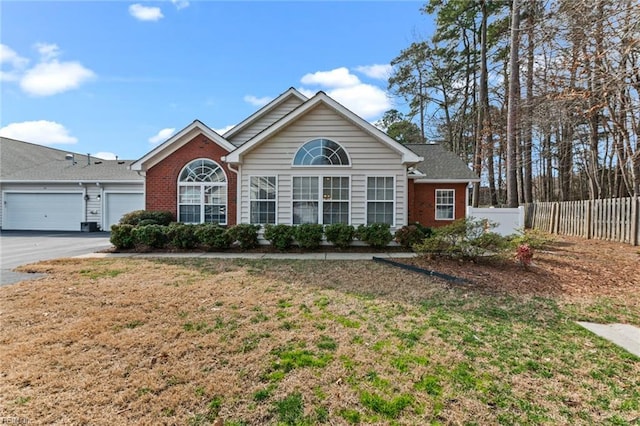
[524,197,640,246]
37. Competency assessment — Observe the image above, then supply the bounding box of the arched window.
[293,139,350,166]
[177,159,227,224]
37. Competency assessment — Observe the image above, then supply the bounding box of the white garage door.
[4,192,83,231]
[104,193,144,230]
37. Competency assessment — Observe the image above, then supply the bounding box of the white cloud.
[148,127,175,144]
[354,64,392,80]
[129,4,164,21]
[244,95,272,107]
[214,125,235,135]
[171,0,190,10]
[327,85,391,120]
[0,44,29,82]
[93,152,117,160]
[0,120,78,145]
[301,67,360,88]
[299,67,392,120]
[20,60,96,96]
[34,42,61,61]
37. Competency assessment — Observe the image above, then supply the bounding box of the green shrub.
[413,218,509,261]
[356,223,393,248]
[507,228,554,250]
[294,223,324,249]
[195,224,233,251]
[264,224,295,251]
[132,224,168,250]
[394,224,430,249]
[119,210,174,226]
[167,223,199,249]
[324,223,355,249]
[227,224,260,250]
[110,224,135,249]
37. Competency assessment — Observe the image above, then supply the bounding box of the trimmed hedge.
[119,210,174,226]
[356,223,393,249]
[294,223,324,249]
[227,224,260,250]
[264,224,295,251]
[195,224,233,251]
[324,223,355,249]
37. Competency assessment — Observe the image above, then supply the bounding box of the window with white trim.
[250,176,276,224]
[293,139,350,166]
[292,176,350,224]
[178,159,227,224]
[435,189,455,220]
[366,177,394,225]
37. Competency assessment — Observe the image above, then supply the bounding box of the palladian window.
[293,139,350,166]
[177,159,227,224]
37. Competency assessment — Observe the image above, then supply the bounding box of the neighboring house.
[0,137,144,231]
[132,88,479,230]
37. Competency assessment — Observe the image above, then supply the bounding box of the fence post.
[632,195,639,246]
[585,199,592,240]
[553,202,559,234]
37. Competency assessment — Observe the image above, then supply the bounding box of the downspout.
[223,158,241,225]
[136,170,147,211]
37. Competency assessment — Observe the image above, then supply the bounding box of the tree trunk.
[506,0,521,207]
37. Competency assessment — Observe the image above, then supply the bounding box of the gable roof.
[0,137,142,182]
[405,143,479,182]
[223,87,308,142]
[130,119,235,171]
[224,92,423,165]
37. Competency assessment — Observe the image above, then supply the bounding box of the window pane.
[204,186,226,205]
[293,177,318,200]
[250,176,276,200]
[204,205,226,224]
[179,205,200,223]
[179,186,200,204]
[293,201,318,224]
[250,201,276,224]
[179,159,226,183]
[323,201,349,224]
[367,202,393,225]
[293,139,350,166]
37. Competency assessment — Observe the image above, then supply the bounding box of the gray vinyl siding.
[238,105,408,228]
[228,98,305,146]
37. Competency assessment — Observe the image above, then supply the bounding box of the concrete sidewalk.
[75,251,418,261]
[577,322,640,358]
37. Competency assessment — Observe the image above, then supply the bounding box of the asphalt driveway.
[0,231,112,285]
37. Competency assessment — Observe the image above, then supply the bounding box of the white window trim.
[291,175,351,225]
[365,175,396,227]
[435,188,456,221]
[176,158,228,225]
[249,175,278,225]
[291,138,352,168]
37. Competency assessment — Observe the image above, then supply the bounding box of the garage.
[104,192,145,230]
[3,192,84,231]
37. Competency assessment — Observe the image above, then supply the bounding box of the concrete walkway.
[76,251,418,261]
[577,322,640,358]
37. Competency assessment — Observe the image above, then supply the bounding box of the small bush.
[508,228,554,250]
[294,223,324,249]
[413,218,509,261]
[167,223,199,249]
[227,224,260,250]
[264,224,295,251]
[356,223,393,248]
[195,224,233,250]
[119,210,174,226]
[110,224,135,249]
[324,223,355,249]
[132,224,168,250]
[394,224,430,249]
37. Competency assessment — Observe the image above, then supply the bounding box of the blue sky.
[1,1,433,160]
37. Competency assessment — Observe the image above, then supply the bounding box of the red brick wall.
[408,181,468,228]
[145,134,237,225]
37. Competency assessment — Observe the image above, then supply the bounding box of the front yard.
[1,236,639,425]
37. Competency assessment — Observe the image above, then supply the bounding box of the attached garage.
[3,192,84,231]
[104,192,144,229]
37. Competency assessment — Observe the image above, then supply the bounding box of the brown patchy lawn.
[1,236,639,425]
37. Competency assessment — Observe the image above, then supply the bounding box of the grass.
[1,256,639,425]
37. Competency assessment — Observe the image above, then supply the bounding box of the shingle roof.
[405,143,479,181]
[0,137,143,182]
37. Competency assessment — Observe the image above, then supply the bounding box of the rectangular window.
[179,186,201,223]
[204,186,227,224]
[250,176,277,224]
[435,189,455,220]
[293,176,350,225]
[366,177,394,225]
[293,176,319,224]
[322,176,349,224]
